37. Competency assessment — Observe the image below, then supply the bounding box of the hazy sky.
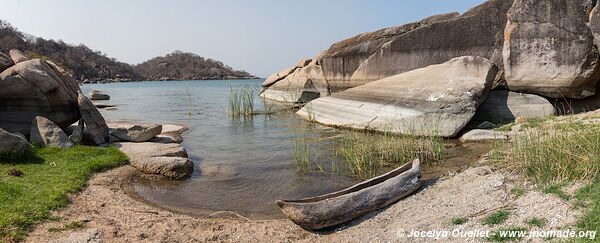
[2,0,486,77]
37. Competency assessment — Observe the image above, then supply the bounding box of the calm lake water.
[81,80,489,219]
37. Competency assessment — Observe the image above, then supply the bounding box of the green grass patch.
[47,220,85,233]
[488,226,528,242]
[483,210,511,225]
[491,119,600,184]
[491,118,600,238]
[542,184,571,200]
[0,146,128,242]
[451,217,469,225]
[524,217,547,228]
[575,178,600,237]
[510,187,525,198]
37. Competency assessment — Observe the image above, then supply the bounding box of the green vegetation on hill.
[0,20,256,82]
[133,51,257,80]
[0,146,128,242]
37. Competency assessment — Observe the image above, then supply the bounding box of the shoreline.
[25,160,582,242]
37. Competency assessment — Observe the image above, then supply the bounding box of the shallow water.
[82,80,490,219]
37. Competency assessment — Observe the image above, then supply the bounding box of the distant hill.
[133,51,257,81]
[0,20,256,82]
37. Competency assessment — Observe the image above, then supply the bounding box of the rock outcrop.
[8,49,29,63]
[297,56,497,137]
[473,90,556,124]
[263,0,600,103]
[77,91,109,145]
[115,142,194,179]
[503,0,600,98]
[0,128,31,155]
[30,116,74,148]
[0,58,81,137]
[111,124,162,142]
[88,90,110,100]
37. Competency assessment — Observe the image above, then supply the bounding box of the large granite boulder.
[503,0,600,98]
[8,49,29,63]
[321,12,462,91]
[77,91,110,145]
[0,128,31,156]
[297,56,497,137]
[115,142,194,179]
[30,116,74,148]
[262,0,512,100]
[473,90,556,124]
[0,59,81,137]
[0,52,14,73]
[110,123,162,142]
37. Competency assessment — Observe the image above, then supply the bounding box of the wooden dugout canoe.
[276,159,421,230]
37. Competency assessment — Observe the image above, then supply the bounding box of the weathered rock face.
[0,52,14,73]
[30,116,74,148]
[473,90,556,123]
[262,0,513,100]
[503,0,600,98]
[0,128,31,155]
[297,56,497,137]
[459,129,509,143]
[88,90,110,100]
[115,142,194,179]
[110,123,162,142]
[8,49,29,63]
[320,12,462,91]
[350,0,513,87]
[77,91,110,145]
[0,59,81,137]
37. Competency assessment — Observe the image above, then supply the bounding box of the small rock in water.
[89,90,110,100]
[459,129,509,143]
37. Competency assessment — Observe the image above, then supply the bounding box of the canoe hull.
[277,159,421,230]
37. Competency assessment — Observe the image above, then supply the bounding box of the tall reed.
[228,85,255,117]
[337,130,445,178]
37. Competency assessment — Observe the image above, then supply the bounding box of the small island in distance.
[0,20,258,83]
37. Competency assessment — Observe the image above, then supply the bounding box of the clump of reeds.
[490,119,600,184]
[291,134,327,174]
[337,130,445,178]
[228,85,255,117]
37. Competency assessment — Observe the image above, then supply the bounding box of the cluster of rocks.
[0,49,192,179]
[262,0,600,138]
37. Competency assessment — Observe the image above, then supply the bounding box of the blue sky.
[2,0,486,77]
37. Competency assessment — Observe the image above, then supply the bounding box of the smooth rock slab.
[459,129,509,143]
[474,90,556,123]
[116,142,193,179]
[0,128,31,155]
[297,56,497,137]
[110,123,162,142]
[30,116,74,148]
